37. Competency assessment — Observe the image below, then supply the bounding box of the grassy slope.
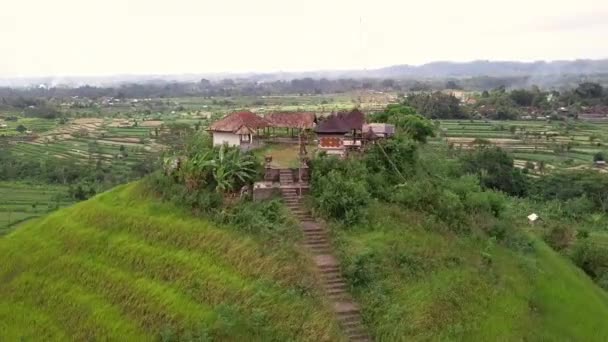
[333,204,608,341]
[0,183,342,341]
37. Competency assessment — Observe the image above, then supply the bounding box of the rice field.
[433,120,608,169]
[0,182,73,234]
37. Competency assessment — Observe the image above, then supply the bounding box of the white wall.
[212,132,241,146]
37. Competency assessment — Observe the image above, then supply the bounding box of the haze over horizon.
[1,0,608,78]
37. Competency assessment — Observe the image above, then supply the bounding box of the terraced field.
[0,118,58,137]
[434,120,608,170]
[0,182,73,234]
[8,118,161,168]
[0,183,342,341]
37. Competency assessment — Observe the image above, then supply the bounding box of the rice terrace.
[3,1,608,339]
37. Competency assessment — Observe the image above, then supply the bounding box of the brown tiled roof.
[209,111,269,133]
[265,112,316,129]
[314,109,365,134]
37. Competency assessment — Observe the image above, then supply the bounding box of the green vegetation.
[308,104,608,340]
[0,183,342,341]
[3,85,608,340]
[0,182,73,234]
[334,204,608,340]
[434,119,608,169]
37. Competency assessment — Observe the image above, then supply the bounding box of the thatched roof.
[265,112,316,129]
[314,109,365,134]
[209,111,269,133]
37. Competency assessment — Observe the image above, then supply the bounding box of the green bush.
[544,224,576,251]
[218,199,295,238]
[313,169,370,225]
[572,241,608,289]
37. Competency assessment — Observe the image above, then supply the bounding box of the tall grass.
[332,203,608,341]
[0,182,343,341]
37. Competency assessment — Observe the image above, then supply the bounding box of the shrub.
[544,224,576,251]
[313,169,370,225]
[572,241,608,284]
[218,199,294,237]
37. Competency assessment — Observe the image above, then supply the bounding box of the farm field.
[0,182,73,234]
[0,117,59,137]
[433,119,608,170]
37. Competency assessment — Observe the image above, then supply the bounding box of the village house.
[362,123,395,139]
[264,112,316,137]
[314,109,365,156]
[209,111,269,147]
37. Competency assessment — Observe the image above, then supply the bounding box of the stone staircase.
[280,171,371,341]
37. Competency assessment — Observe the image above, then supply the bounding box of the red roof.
[265,112,316,129]
[315,109,365,134]
[209,111,269,133]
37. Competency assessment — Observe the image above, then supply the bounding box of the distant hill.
[3,59,608,87]
[370,59,608,78]
[2,181,608,340]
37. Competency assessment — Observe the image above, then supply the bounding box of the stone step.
[306,246,331,251]
[325,286,346,293]
[338,314,362,324]
[340,319,362,329]
[323,278,346,286]
[302,227,323,232]
[345,325,366,334]
[303,233,326,239]
[323,283,347,290]
[305,237,328,243]
[309,248,332,254]
[305,238,329,244]
[318,264,340,270]
[322,275,344,283]
[306,245,331,252]
[348,333,370,341]
[319,264,340,271]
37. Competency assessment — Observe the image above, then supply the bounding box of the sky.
[1,0,608,77]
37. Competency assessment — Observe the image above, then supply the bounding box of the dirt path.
[279,169,371,341]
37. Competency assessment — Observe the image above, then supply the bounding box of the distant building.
[209,111,269,147]
[363,123,395,138]
[595,160,607,168]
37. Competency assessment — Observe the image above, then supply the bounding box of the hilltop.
[0,183,343,341]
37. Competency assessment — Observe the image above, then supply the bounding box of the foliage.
[460,147,529,196]
[176,138,260,194]
[332,203,608,341]
[531,171,608,212]
[544,224,576,251]
[572,241,608,290]
[217,199,297,238]
[369,104,435,142]
[405,92,467,119]
[310,156,370,225]
[594,152,605,162]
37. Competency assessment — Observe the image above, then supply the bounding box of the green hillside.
[333,203,608,341]
[3,179,608,340]
[0,183,342,341]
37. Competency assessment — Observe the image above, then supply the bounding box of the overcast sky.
[1,0,607,77]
